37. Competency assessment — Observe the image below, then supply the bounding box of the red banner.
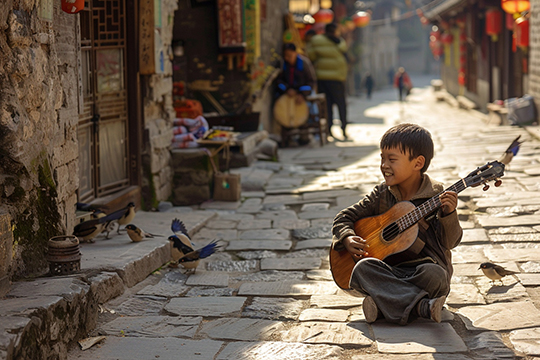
[217,0,245,49]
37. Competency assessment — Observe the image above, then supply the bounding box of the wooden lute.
[329,161,505,290]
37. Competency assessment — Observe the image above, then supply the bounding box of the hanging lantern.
[440,33,454,45]
[313,9,334,24]
[430,26,441,41]
[458,69,466,85]
[420,16,429,25]
[61,0,84,14]
[501,0,530,14]
[486,9,503,41]
[515,16,529,48]
[506,13,515,30]
[352,11,371,28]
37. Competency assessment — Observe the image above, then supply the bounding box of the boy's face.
[380,147,424,187]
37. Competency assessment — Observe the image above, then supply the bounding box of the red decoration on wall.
[440,33,454,45]
[61,0,84,14]
[485,8,503,41]
[313,9,334,24]
[217,0,245,49]
[515,16,529,48]
[352,11,371,28]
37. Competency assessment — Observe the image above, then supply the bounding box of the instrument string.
[359,180,467,245]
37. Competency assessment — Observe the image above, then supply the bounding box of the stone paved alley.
[58,78,540,359]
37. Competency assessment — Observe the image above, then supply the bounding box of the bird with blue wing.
[74,208,132,242]
[177,239,222,272]
[100,202,136,238]
[499,135,524,165]
[168,218,195,261]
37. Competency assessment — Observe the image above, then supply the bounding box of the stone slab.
[453,263,484,277]
[446,284,486,306]
[200,318,284,341]
[216,341,343,360]
[263,195,302,205]
[200,200,241,210]
[485,248,540,262]
[165,296,246,317]
[205,220,238,229]
[457,301,540,331]
[301,203,330,212]
[226,240,292,251]
[192,228,238,241]
[206,260,258,272]
[303,189,360,200]
[298,210,339,220]
[489,233,540,242]
[241,191,266,198]
[372,322,467,353]
[272,219,310,230]
[476,278,529,303]
[256,210,298,221]
[236,251,279,260]
[281,321,372,346]
[73,337,223,360]
[521,261,540,272]
[137,282,189,298]
[113,296,167,316]
[101,316,202,338]
[219,213,254,221]
[310,218,334,227]
[185,287,235,297]
[234,270,305,282]
[295,239,332,250]
[239,229,289,240]
[238,281,338,297]
[261,258,322,271]
[292,227,331,240]
[350,355,474,360]
[306,270,333,281]
[476,215,540,228]
[185,272,229,287]
[517,273,540,286]
[467,330,516,360]
[7,278,89,300]
[242,297,306,320]
[462,228,489,243]
[298,308,349,322]
[0,296,63,317]
[237,219,272,230]
[310,294,363,309]
[510,327,540,356]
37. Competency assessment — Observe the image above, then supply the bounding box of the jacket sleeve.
[437,209,462,249]
[332,186,381,250]
[276,64,289,93]
[338,38,347,53]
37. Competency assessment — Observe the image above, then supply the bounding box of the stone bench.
[486,103,509,125]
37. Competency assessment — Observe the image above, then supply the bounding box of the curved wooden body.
[329,201,419,290]
[273,94,309,128]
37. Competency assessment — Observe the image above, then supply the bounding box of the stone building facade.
[529,0,540,117]
[0,1,79,278]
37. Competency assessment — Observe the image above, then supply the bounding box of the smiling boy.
[332,123,463,325]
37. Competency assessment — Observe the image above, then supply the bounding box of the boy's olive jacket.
[332,174,463,282]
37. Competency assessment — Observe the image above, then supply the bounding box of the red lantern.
[440,33,454,45]
[515,16,529,48]
[506,13,515,30]
[458,70,466,85]
[430,26,441,41]
[352,11,371,28]
[486,9,503,41]
[420,16,429,25]
[313,9,334,24]
[501,0,530,14]
[62,0,84,14]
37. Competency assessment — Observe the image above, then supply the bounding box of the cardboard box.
[213,172,241,201]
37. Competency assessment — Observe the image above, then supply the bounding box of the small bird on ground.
[479,262,517,285]
[168,218,195,260]
[125,224,161,242]
[177,240,222,272]
[74,210,128,243]
[499,135,524,165]
[100,202,136,238]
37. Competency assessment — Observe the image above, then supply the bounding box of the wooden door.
[78,0,129,202]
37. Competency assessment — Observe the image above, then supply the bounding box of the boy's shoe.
[363,296,379,323]
[417,296,446,323]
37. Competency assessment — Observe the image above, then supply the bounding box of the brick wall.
[0,2,79,278]
[529,0,540,118]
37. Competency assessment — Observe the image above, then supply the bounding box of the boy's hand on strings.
[440,191,458,216]
[343,236,369,259]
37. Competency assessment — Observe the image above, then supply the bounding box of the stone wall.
[141,0,178,209]
[529,0,540,118]
[0,1,79,278]
[0,213,13,297]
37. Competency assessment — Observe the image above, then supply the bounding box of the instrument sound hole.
[382,222,399,242]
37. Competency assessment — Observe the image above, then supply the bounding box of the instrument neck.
[397,179,466,230]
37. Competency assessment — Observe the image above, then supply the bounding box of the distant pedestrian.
[307,23,349,140]
[364,72,374,100]
[394,67,412,102]
[387,67,394,86]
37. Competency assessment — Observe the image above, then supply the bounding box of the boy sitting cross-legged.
[332,123,463,325]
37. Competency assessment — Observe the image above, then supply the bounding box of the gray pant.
[350,258,450,325]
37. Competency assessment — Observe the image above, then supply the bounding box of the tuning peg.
[483,184,490,191]
[494,180,502,187]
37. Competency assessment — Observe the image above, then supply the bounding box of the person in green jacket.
[307,23,348,140]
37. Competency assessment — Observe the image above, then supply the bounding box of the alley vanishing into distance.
[67,78,540,359]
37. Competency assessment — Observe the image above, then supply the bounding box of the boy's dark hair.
[380,123,434,173]
[283,43,296,52]
[325,23,337,34]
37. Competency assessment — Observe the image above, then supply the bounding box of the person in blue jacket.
[277,43,316,104]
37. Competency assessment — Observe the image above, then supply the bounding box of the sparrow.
[177,240,222,272]
[125,224,161,242]
[479,262,517,285]
[168,218,195,261]
[101,202,136,238]
[499,135,523,165]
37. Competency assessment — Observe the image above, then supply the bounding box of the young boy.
[332,123,462,325]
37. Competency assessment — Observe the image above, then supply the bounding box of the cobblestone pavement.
[69,79,540,360]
